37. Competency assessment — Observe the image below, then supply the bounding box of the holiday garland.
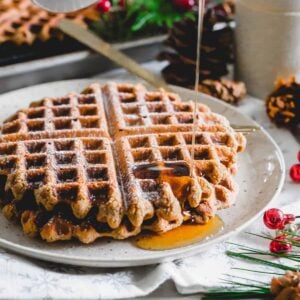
[91,1,226,41]
[203,208,300,300]
[92,0,196,42]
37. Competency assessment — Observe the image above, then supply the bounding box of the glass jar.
[235,0,300,99]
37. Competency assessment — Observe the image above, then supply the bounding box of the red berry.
[264,208,286,230]
[173,0,196,11]
[118,0,126,7]
[290,164,300,182]
[96,0,111,13]
[284,213,296,225]
[270,236,292,254]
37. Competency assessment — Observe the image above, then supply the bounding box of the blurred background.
[1,0,299,132]
[0,0,237,98]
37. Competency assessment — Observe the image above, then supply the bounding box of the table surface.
[0,61,298,300]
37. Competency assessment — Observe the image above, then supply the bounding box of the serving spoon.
[32,0,98,13]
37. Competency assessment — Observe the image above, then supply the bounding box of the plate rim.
[0,79,286,267]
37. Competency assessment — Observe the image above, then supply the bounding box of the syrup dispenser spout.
[32,0,98,13]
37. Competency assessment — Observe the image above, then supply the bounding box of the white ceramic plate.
[0,79,285,267]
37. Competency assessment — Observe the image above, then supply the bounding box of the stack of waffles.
[0,0,98,45]
[0,82,246,243]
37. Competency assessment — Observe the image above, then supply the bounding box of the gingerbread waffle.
[0,81,247,243]
[0,137,124,228]
[0,84,109,142]
[0,0,98,45]
[102,82,241,139]
[2,204,139,244]
[115,132,239,232]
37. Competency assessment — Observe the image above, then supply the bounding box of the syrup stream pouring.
[58,20,260,134]
[191,0,206,176]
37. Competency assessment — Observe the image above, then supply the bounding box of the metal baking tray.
[0,35,166,93]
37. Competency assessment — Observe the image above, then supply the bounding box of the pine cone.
[266,77,300,127]
[158,1,235,87]
[197,79,246,104]
[271,271,300,300]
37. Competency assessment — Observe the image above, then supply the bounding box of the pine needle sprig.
[202,289,271,299]
[226,250,298,271]
[246,232,300,248]
[203,276,271,300]
[202,274,272,299]
[203,233,300,299]
[280,230,300,239]
[222,275,268,287]
[231,267,284,276]
[227,242,300,262]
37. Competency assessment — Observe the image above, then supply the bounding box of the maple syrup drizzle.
[132,163,224,250]
[191,0,206,176]
[133,3,218,250]
[135,216,224,250]
[133,162,192,206]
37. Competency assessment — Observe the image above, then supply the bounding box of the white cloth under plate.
[0,65,298,299]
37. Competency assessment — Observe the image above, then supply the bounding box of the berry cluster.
[172,0,196,11]
[96,0,197,13]
[290,151,300,182]
[96,0,125,13]
[264,208,299,254]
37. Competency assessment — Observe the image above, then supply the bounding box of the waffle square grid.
[116,132,238,232]
[0,0,98,45]
[0,82,246,243]
[103,82,234,138]
[0,87,109,142]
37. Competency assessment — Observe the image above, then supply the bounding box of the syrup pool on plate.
[135,216,224,250]
[132,162,224,250]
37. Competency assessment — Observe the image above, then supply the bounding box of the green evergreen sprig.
[126,0,195,32]
[247,231,300,248]
[202,234,300,299]
[91,0,195,42]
